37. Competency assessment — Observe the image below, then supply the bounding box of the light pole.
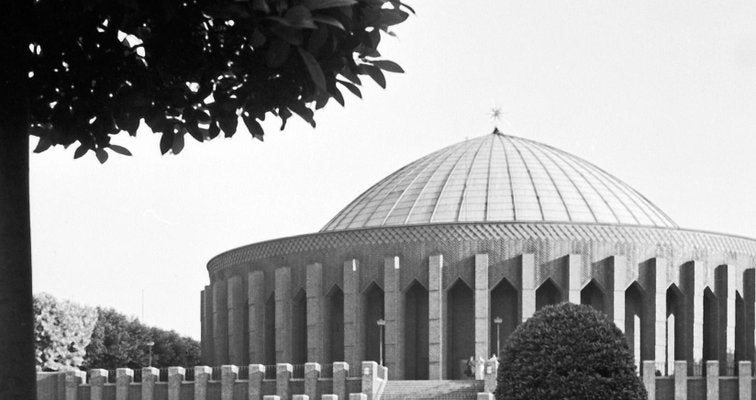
[376,318,386,366]
[493,316,503,356]
[146,341,155,367]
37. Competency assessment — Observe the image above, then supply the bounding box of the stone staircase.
[379,380,484,400]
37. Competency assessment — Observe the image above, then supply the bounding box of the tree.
[83,308,201,369]
[495,303,646,400]
[33,293,99,371]
[0,1,411,398]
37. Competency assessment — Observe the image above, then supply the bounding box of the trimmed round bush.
[495,302,647,400]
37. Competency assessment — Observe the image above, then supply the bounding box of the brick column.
[706,361,719,400]
[428,254,445,379]
[89,369,107,400]
[307,263,324,363]
[228,275,245,364]
[681,261,705,369]
[567,254,582,304]
[610,256,627,332]
[203,285,214,365]
[213,279,229,365]
[248,271,265,363]
[141,367,159,400]
[520,254,536,322]
[194,366,212,400]
[276,363,293,400]
[384,256,403,379]
[344,259,362,369]
[716,264,735,374]
[640,258,668,364]
[65,370,85,400]
[744,269,755,365]
[168,367,186,400]
[115,368,133,400]
[275,267,292,363]
[248,364,266,400]
[304,362,321,400]
[474,253,489,372]
[221,365,238,400]
[333,362,349,400]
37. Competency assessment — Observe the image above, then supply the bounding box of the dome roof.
[321,131,677,232]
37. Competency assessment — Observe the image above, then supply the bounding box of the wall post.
[168,366,186,400]
[115,368,133,400]
[483,357,499,394]
[641,361,655,400]
[276,363,293,400]
[141,367,159,400]
[194,366,212,400]
[706,361,719,400]
[332,362,349,400]
[89,369,108,400]
[249,364,266,400]
[64,370,85,400]
[304,362,321,400]
[674,360,686,400]
[738,361,751,400]
[361,361,379,400]
[221,365,239,400]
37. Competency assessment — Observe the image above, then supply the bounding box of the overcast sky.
[30,1,756,339]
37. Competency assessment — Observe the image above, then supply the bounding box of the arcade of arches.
[203,253,756,379]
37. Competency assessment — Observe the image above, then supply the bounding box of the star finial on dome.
[489,106,507,135]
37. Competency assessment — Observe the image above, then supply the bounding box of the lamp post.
[493,316,503,356]
[146,341,155,367]
[376,318,386,366]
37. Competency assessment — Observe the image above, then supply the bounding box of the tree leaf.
[371,59,404,73]
[243,114,265,141]
[359,64,386,88]
[297,47,327,90]
[251,0,270,13]
[33,137,53,153]
[171,133,185,154]
[304,0,357,10]
[73,145,88,159]
[312,15,345,30]
[109,145,132,156]
[284,5,317,29]
[95,148,109,164]
[330,87,345,106]
[337,79,362,98]
[219,114,239,137]
[160,132,174,155]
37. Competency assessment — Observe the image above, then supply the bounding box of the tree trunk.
[0,1,35,399]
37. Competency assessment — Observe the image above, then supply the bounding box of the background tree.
[495,303,646,400]
[33,293,99,371]
[83,308,200,369]
[1,0,411,398]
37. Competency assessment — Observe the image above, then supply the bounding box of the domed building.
[200,131,756,379]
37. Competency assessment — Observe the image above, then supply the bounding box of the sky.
[29,1,756,340]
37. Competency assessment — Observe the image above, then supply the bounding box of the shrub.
[495,303,646,400]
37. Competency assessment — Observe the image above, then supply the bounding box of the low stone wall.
[38,361,387,400]
[479,358,756,400]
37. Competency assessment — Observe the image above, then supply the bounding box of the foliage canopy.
[33,293,98,371]
[28,0,412,161]
[495,303,647,400]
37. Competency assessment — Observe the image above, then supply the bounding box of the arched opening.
[625,282,644,367]
[363,282,384,364]
[490,278,518,357]
[264,293,276,365]
[404,280,429,380]
[580,280,606,314]
[292,289,307,364]
[703,288,719,364]
[536,278,562,311]
[447,279,474,379]
[326,285,344,363]
[666,284,685,375]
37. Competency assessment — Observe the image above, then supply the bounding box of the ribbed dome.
[321,131,677,232]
